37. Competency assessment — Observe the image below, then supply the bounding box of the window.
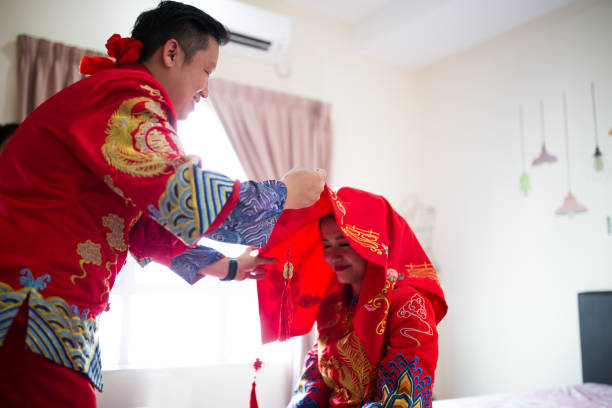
[99,101,296,370]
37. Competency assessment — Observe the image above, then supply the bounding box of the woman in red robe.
[257,187,448,407]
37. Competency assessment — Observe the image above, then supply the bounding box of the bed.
[432,291,612,407]
[432,383,612,407]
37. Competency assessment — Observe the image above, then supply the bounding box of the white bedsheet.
[433,383,612,408]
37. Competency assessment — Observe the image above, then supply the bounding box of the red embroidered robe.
[257,187,448,407]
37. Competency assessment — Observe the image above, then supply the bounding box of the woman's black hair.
[131,1,229,63]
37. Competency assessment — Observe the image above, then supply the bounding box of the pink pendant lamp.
[532,99,558,166]
[555,92,587,216]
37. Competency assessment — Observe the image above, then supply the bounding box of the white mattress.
[433,383,612,408]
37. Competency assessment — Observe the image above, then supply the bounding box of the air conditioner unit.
[195,0,291,63]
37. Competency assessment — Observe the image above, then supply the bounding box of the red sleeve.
[129,215,189,267]
[363,286,439,408]
[66,70,237,247]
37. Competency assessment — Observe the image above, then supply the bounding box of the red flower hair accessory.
[80,34,143,75]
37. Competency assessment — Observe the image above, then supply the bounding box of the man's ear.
[161,39,180,68]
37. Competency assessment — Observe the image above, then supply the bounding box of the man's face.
[168,37,219,120]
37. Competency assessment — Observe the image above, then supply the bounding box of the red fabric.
[291,284,441,407]
[129,215,192,266]
[0,299,96,408]
[250,382,259,408]
[257,186,447,360]
[250,358,262,408]
[0,64,185,318]
[258,186,447,407]
[0,42,241,397]
[80,34,142,75]
[105,34,142,64]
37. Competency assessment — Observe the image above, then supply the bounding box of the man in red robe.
[0,1,325,406]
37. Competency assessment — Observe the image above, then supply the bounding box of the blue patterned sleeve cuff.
[288,349,325,408]
[169,245,225,284]
[148,162,235,246]
[205,180,287,248]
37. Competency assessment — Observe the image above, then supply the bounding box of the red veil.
[257,186,447,367]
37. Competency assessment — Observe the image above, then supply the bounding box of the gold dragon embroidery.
[102,97,184,177]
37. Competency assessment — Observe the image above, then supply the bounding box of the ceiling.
[282,0,575,71]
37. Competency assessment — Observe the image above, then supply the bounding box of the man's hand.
[233,248,276,281]
[281,168,327,210]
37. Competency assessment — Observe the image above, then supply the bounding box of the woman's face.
[320,216,367,288]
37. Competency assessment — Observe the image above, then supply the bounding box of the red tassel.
[279,261,294,341]
[250,380,259,408]
[250,358,263,408]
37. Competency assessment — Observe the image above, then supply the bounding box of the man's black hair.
[132,1,229,63]
[0,123,19,150]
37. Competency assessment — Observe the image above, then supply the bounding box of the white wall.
[412,0,612,399]
[230,1,425,206]
[98,363,292,408]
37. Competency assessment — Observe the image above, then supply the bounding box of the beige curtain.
[209,78,329,395]
[208,78,332,180]
[17,34,104,121]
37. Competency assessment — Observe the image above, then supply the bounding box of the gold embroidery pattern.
[100,214,125,300]
[140,84,164,102]
[329,189,385,256]
[319,354,341,379]
[365,281,392,335]
[102,214,126,252]
[364,290,388,313]
[104,175,124,197]
[341,224,383,255]
[100,261,115,302]
[365,274,398,335]
[318,351,348,403]
[375,368,424,408]
[318,354,353,404]
[103,175,135,207]
[0,282,26,347]
[71,240,102,284]
[129,211,143,229]
[329,189,347,224]
[102,97,184,177]
[336,332,373,404]
[0,282,103,390]
[404,263,439,285]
